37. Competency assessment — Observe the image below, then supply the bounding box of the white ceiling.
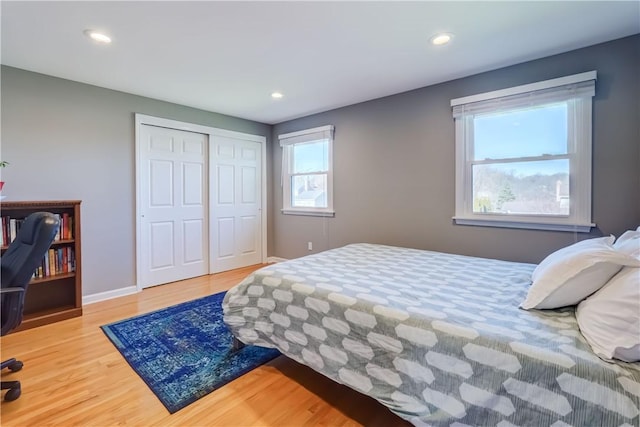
[2,1,639,124]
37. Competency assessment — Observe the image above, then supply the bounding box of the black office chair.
[1,212,60,401]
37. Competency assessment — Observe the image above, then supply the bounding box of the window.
[451,71,596,232]
[279,125,334,216]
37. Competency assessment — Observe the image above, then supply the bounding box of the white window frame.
[451,71,597,233]
[279,125,335,217]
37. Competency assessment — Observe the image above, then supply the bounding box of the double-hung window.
[279,125,335,217]
[451,71,596,232]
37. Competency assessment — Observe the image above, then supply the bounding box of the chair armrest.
[0,287,25,295]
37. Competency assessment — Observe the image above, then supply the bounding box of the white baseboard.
[266,256,288,263]
[83,259,287,305]
[83,285,139,306]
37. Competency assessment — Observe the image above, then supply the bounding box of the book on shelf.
[10,218,19,242]
[61,212,72,240]
[49,249,55,275]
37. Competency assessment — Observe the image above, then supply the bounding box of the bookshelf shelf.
[30,272,76,285]
[1,200,82,332]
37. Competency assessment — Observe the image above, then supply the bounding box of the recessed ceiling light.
[271,92,284,99]
[430,33,453,46]
[84,29,112,44]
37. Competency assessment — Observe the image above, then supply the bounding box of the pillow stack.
[521,227,640,362]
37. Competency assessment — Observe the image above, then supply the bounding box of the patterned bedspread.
[222,243,640,426]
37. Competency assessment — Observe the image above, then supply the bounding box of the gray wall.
[271,35,640,263]
[1,66,272,297]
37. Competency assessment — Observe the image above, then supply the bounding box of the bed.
[222,243,640,426]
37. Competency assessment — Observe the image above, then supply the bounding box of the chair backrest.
[1,212,60,335]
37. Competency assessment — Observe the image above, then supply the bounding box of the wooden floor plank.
[1,264,409,426]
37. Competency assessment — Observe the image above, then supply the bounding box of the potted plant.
[0,161,8,192]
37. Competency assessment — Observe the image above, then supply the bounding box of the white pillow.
[614,229,640,258]
[576,267,640,362]
[521,236,640,309]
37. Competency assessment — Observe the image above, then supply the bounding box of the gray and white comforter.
[222,243,640,426]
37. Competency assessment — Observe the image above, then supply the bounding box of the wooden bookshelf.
[1,200,82,332]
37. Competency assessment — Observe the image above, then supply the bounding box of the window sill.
[453,216,595,233]
[282,209,335,217]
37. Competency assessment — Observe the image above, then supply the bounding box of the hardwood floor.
[1,265,410,426]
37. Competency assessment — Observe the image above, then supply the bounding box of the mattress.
[222,243,640,426]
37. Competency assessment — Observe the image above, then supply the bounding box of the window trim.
[279,125,335,217]
[451,71,597,233]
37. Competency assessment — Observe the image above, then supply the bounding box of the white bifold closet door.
[138,124,208,289]
[210,135,262,273]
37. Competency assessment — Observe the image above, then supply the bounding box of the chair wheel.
[7,361,23,372]
[4,387,21,401]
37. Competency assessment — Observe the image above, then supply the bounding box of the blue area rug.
[101,291,280,413]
